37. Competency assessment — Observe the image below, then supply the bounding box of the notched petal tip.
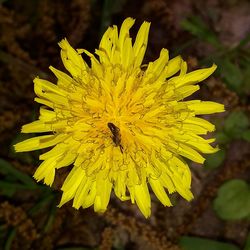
[13,143,19,152]
[58,38,69,50]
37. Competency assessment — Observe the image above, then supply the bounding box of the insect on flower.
[14,17,225,218]
[107,122,124,153]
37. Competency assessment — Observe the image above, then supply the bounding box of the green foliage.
[181,15,250,94]
[0,225,7,246]
[0,158,58,249]
[29,192,55,215]
[204,149,225,169]
[43,201,57,233]
[213,179,250,220]
[4,228,16,250]
[237,33,250,49]
[244,232,250,250]
[179,236,240,250]
[242,130,250,142]
[181,16,220,48]
[215,53,249,94]
[215,111,250,146]
[218,58,243,91]
[0,159,37,193]
[224,111,249,138]
[215,132,230,145]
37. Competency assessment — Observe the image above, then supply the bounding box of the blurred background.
[0,0,250,249]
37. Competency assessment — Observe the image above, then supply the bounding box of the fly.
[107,122,123,153]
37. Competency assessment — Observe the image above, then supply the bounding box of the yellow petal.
[59,38,88,78]
[49,66,74,87]
[165,56,182,78]
[133,21,151,67]
[149,178,172,206]
[14,134,68,152]
[94,171,113,213]
[171,64,217,88]
[187,100,225,114]
[134,183,151,218]
[73,176,92,209]
[58,167,85,207]
[21,120,51,133]
[33,157,57,186]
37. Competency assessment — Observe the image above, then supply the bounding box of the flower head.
[15,18,224,218]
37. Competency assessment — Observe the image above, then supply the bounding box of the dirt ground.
[0,0,249,249]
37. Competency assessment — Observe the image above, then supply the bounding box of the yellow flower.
[14,18,224,218]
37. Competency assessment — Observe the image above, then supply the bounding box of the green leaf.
[0,186,16,197]
[244,232,250,250]
[4,228,16,250]
[224,111,249,138]
[213,179,250,220]
[0,159,36,188]
[242,130,250,142]
[179,236,240,250]
[204,149,226,169]
[242,64,250,93]
[0,178,41,197]
[215,132,231,144]
[43,202,57,233]
[219,59,244,92]
[181,16,220,47]
[0,181,37,191]
[236,33,250,50]
[29,193,55,215]
[0,224,7,240]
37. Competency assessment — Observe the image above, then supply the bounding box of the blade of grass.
[29,193,55,216]
[181,16,221,48]
[4,228,16,250]
[0,180,37,190]
[43,202,57,233]
[235,33,250,50]
[172,38,197,57]
[0,159,36,188]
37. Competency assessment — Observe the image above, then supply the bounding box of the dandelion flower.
[15,18,224,218]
